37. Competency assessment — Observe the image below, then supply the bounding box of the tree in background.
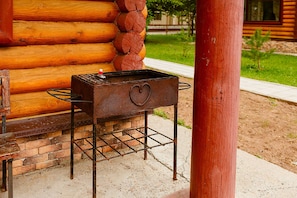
[146,0,183,23]
[178,0,196,36]
[146,0,196,36]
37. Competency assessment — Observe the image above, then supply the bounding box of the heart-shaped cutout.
[129,83,151,106]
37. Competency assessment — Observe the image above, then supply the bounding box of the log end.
[113,54,143,71]
[117,11,146,33]
[116,0,146,12]
[114,32,144,54]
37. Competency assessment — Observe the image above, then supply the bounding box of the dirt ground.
[156,76,297,174]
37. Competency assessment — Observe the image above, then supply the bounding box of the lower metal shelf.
[73,127,174,162]
[70,106,178,198]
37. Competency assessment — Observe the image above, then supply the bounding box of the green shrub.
[243,29,275,70]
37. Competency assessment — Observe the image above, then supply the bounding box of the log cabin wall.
[0,0,147,119]
[243,0,297,40]
[0,0,147,176]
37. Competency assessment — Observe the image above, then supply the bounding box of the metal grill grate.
[73,127,174,162]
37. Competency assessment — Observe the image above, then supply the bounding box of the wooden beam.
[12,21,118,46]
[0,133,19,156]
[190,0,244,197]
[0,43,116,70]
[0,0,13,44]
[1,111,144,138]
[9,91,70,119]
[14,0,119,22]
[9,64,115,94]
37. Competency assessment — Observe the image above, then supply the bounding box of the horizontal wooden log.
[243,23,294,31]
[114,32,144,54]
[0,43,117,69]
[244,26,295,32]
[116,0,146,12]
[11,21,118,46]
[10,63,115,94]
[8,92,71,119]
[243,29,295,37]
[243,34,295,39]
[117,11,146,33]
[265,27,294,32]
[283,19,296,23]
[283,10,296,15]
[243,28,293,34]
[4,111,144,138]
[283,6,296,11]
[283,1,296,6]
[14,0,119,22]
[243,24,291,29]
[0,133,20,157]
[242,33,294,40]
[282,23,295,27]
[283,14,296,19]
[2,111,91,138]
[270,32,295,37]
[113,54,143,71]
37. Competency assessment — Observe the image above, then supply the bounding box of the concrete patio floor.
[2,115,297,198]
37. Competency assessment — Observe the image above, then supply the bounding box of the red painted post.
[0,0,13,44]
[190,0,244,197]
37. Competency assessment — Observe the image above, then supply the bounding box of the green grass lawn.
[145,34,297,87]
[145,34,195,66]
[241,53,297,87]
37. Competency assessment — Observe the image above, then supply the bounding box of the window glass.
[244,0,281,22]
[154,12,162,21]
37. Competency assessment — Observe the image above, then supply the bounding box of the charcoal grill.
[48,69,179,198]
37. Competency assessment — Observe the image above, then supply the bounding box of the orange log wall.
[243,0,297,40]
[0,0,147,119]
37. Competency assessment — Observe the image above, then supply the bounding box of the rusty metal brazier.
[71,69,178,122]
[65,69,179,198]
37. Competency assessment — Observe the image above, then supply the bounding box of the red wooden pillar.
[190,0,244,197]
[0,0,13,44]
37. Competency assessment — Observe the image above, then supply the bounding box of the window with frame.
[244,0,282,23]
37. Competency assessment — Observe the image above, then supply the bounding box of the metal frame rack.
[48,70,183,198]
[70,103,178,198]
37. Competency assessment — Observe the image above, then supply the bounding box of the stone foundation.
[0,115,144,177]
